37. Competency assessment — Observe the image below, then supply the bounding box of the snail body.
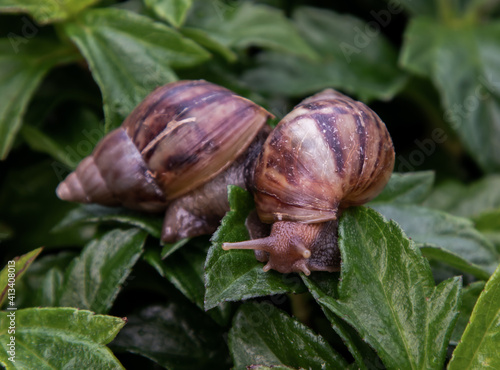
[56,80,272,242]
[57,81,394,275]
[222,89,395,275]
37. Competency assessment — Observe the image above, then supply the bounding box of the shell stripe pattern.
[252,89,395,223]
[121,80,271,200]
[56,80,272,211]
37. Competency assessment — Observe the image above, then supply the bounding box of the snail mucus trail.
[57,80,395,275]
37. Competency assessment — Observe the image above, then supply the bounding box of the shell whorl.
[56,128,168,212]
[252,89,395,223]
[56,80,272,211]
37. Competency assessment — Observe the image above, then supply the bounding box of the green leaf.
[247,366,295,370]
[422,181,471,214]
[303,207,462,370]
[395,0,436,16]
[370,171,435,204]
[0,248,42,307]
[474,209,500,232]
[0,223,12,241]
[421,245,491,280]
[371,203,499,274]
[186,1,317,59]
[0,39,79,159]
[229,302,348,369]
[63,7,210,131]
[448,263,500,369]
[57,228,147,313]
[450,281,485,344]
[162,242,211,310]
[54,204,163,239]
[0,307,125,369]
[400,18,500,172]
[482,231,500,256]
[320,305,382,370]
[111,303,229,369]
[243,6,407,101]
[181,27,237,62]
[21,108,104,169]
[143,241,231,326]
[0,0,100,24]
[423,175,500,219]
[15,252,77,308]
[220,2,317,59]
[0,159,90,250]
[161,237,190,258]
[204,186,305,310]
[305,273,394,370]
[421,176,500,254]
[475,215,500,256]
[145,0,192,28]
[21,124,71,166]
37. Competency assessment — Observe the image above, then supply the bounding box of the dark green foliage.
[1,1,499,369]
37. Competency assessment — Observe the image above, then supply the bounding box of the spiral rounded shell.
[252,89,395,223]
[57,80,272,211]
[120,80,271,199]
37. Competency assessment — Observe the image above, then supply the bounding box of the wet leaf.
[450,281,485,344]
[303,207,462,369]
[229,302,347,369]
[112,303,229,369]
[371,203,499,274]
[57,228,147,313]
[0,307,125,369]
[54,204,163,239]
[448,263,500,369]
[0,248,42,307]
[143,242,232,326]
[204,186,305,310]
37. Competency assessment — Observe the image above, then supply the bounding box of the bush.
[1,1,499,369]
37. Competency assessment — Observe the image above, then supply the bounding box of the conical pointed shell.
[56,128,167,212]
[252,89,395,223]
[122,80,273,200]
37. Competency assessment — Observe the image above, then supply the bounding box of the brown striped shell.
[253,89,395,223]
[222,89,394,275]
[56,80,272,238]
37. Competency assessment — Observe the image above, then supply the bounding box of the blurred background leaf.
[145,0,192,28]
[0,39,78,159]
[401,17,500,172]
[243,7,407,101]
[0,0,101,24]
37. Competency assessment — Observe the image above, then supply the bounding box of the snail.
[56,80,395,275]
[56,80,273,242]
[222,89,395,275]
